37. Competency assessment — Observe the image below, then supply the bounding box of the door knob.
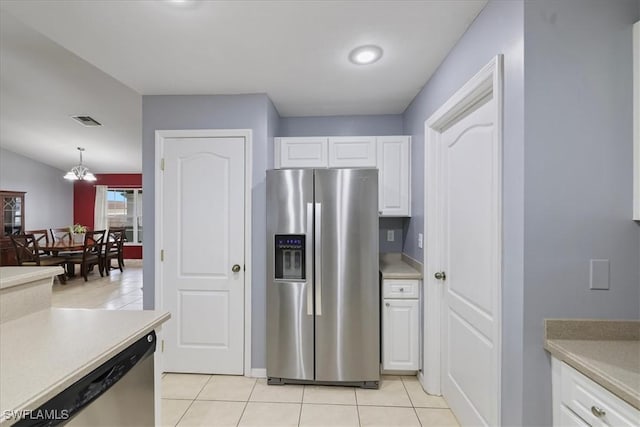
[232,264,241,273]
[434,271,446,280]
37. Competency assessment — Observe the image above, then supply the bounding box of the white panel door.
[328,136,376,167]
[382,299,419,371]
[440,98,499,425]
[162,137,245,374]
[377,136,410,216]
[276,137,328,168]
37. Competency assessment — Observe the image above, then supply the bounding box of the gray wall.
[279,114,402,137]
[402,1,525,424]
[0,148,73,229]
[379,218,405,253]
[522,1,640,425]
[142,94,272,368]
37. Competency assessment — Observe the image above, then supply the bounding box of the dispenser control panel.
[274,234,305,281]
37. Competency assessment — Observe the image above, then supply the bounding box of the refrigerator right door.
[314,168,380,383]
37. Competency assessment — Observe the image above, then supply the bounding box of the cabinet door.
[382,298,419,371]
[377,136,410,216]
[328,136,376,168]
[275,137,328,168]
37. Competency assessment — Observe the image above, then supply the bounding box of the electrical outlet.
[590,259,610,290]
[418,233,423,249]
[387,230,395,242]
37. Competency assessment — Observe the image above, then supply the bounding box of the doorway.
[155,129,252,375]
[422,56,503,426]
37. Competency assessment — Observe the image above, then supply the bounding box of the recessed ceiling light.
[165,0,192,5]
[348,45,383,65]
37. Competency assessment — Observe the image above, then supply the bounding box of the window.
[107,189,143,244]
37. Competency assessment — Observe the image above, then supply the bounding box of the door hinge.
[161,339,165,352]
[160,158,165,171]
[160,249,164,261]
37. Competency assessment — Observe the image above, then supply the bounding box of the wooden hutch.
[0,191,25,266]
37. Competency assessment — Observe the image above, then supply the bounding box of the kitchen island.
[0,267,170,426]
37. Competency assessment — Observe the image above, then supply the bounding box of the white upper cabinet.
[377,136,411,216]
[328,136,377,168]
[274,135,411,217]
[275,137,328,168]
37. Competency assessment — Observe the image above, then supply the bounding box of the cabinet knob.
[591,406,606,418]
[399,287,404,292]
[232,264,241,273]
[385,302,390,307]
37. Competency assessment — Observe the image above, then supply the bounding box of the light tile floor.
[51,259,143,310]
[52,261,459,426]
[161,374,459,427]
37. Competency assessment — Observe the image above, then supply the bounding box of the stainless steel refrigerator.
[266,168,379,388]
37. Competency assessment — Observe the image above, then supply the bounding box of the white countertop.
[0,308,170,425]
[0,267,63,290]
[379,253,422,279]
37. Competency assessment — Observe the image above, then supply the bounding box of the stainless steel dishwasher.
[15,331,156,426]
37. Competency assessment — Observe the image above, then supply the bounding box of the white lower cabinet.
[551,357,640,427]
[382,279,420,371]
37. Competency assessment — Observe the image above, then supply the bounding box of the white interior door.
[439,97,500,426]
[161,136,245,374]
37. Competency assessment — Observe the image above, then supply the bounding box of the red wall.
[74,174,143,259]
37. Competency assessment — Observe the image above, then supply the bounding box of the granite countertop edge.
[0,310,170,426]
[0,267,64,290]
[379,253,423,279]
[544,339,640,410]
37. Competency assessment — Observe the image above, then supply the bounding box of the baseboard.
[249,368,267,378]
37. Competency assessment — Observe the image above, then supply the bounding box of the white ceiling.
[0,12,142,173]
[0,0,486,172]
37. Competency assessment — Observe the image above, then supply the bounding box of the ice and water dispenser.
[274,234,305,281]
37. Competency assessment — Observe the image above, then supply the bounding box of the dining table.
[40,240,84,277]
[40,239,84,255]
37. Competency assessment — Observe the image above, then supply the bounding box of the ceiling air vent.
[71,115,102,127]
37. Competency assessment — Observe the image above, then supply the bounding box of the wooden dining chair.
[67,230,106,281]
[10,234,68,283]
[103,228,125,275]
[50,227,72,243]
[26,229,51,256]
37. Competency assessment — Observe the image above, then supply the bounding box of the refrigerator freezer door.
[266,169,315,381]
[314,169,380,382]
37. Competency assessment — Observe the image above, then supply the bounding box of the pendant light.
[64,147,97,181]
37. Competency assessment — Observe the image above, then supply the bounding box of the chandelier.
[64,147,97,181]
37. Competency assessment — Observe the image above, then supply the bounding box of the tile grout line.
[297,385,305,426]
[355,385,361,427]
[400,376,423,427]
[236,377,258,426]
[170,374,212,427]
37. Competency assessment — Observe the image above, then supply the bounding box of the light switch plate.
[589,259,610,290]
[387,230,395,242]
[418,233,423,249]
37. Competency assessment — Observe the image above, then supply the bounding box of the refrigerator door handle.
[306,202,314,316]
[315,202,322,316]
